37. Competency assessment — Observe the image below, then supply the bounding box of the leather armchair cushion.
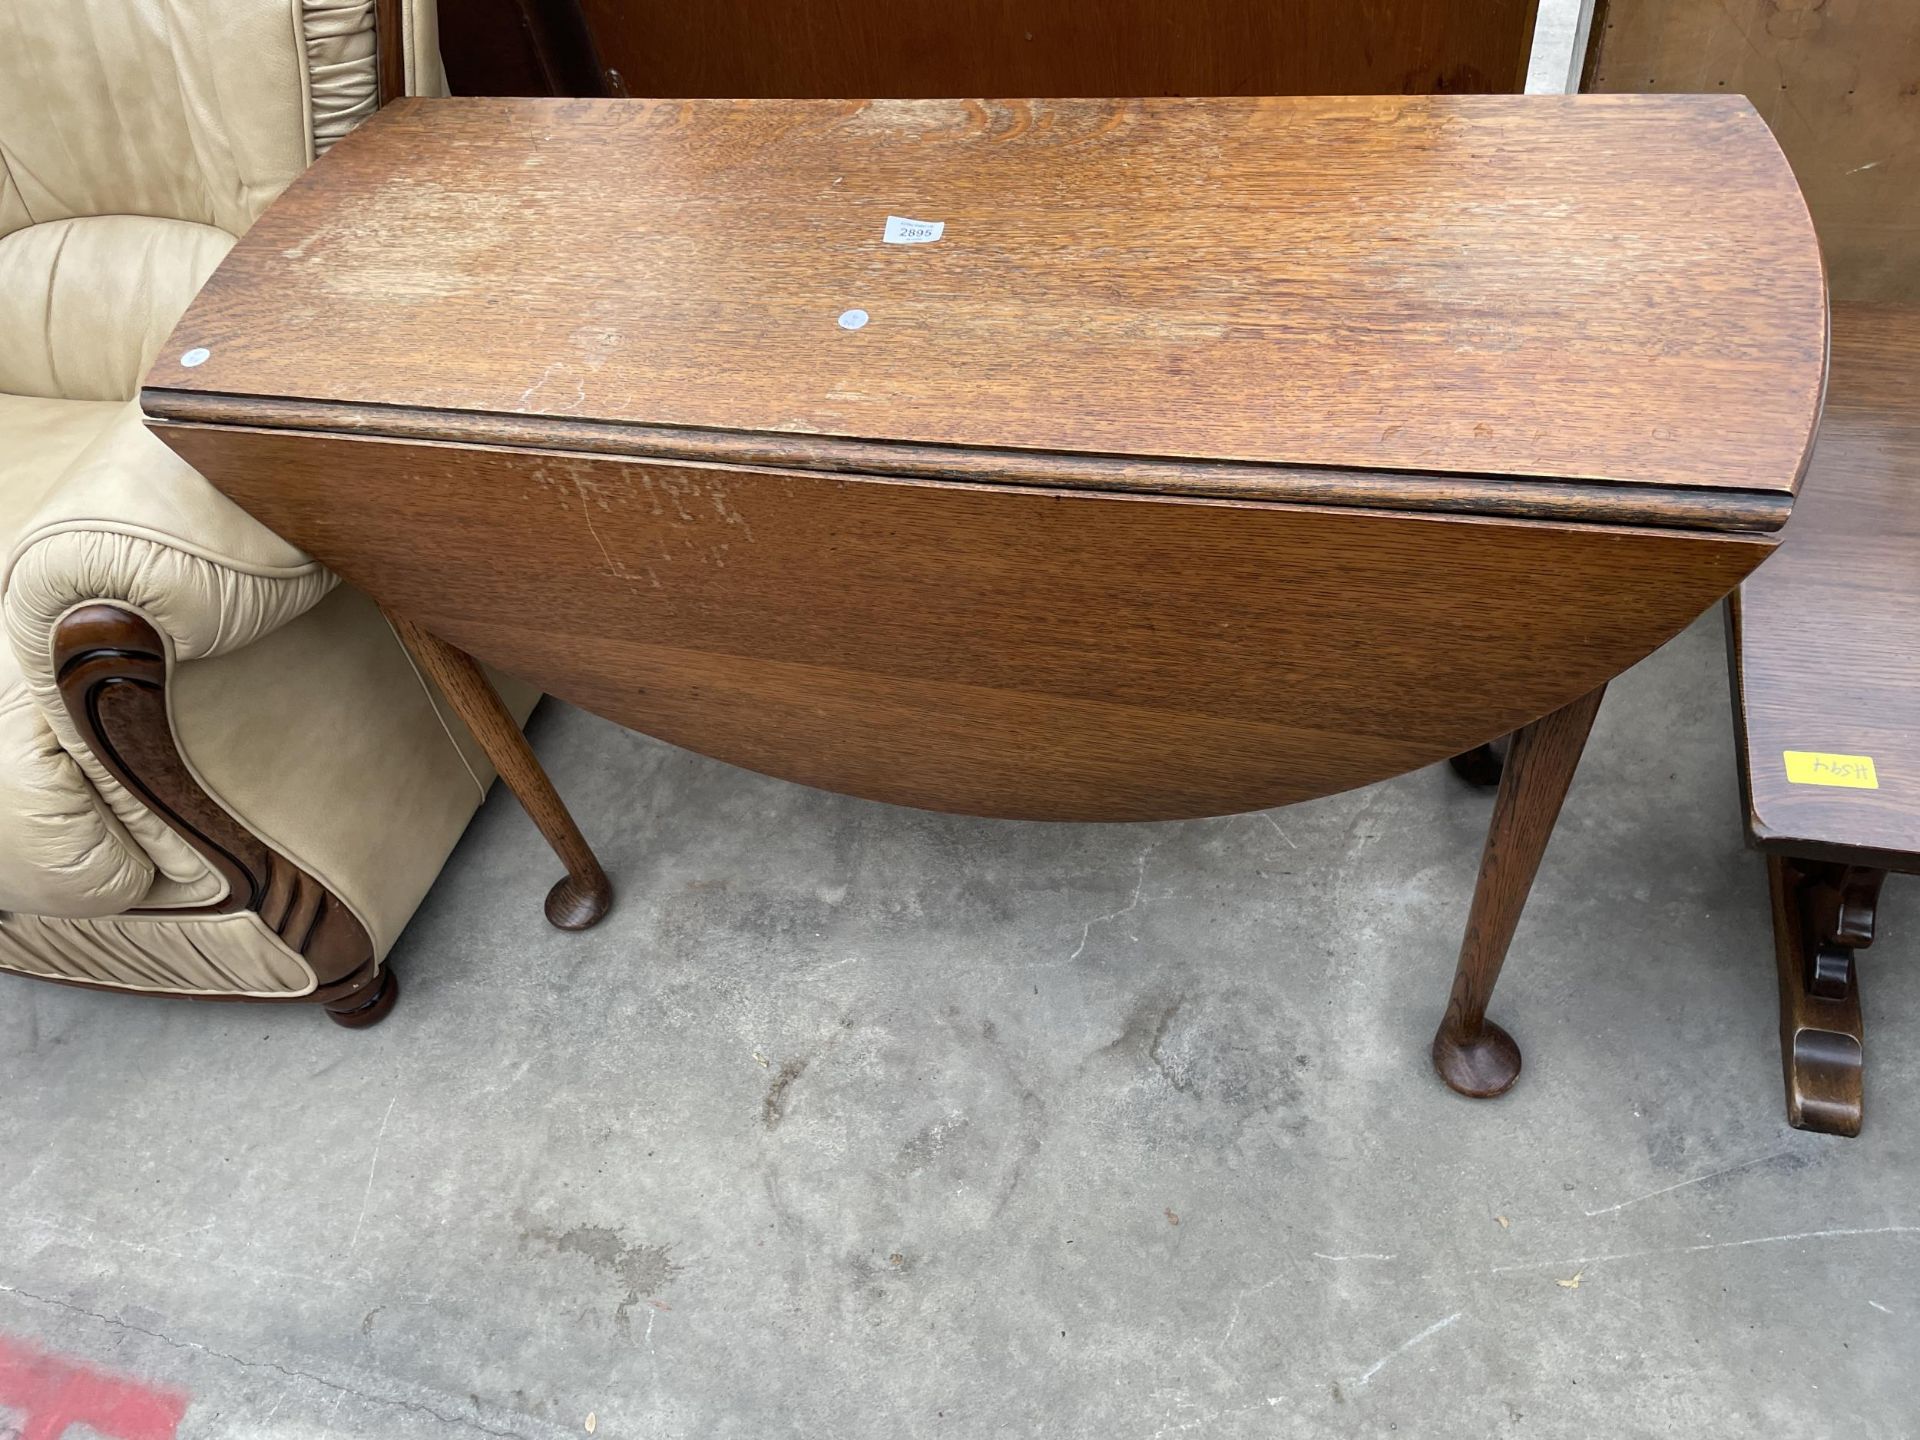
[0,394,123,544]
[0,216,234,402]
[0,0,310,236]
[0,160,26,236]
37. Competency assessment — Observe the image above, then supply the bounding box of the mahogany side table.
[140,95,1826,1098]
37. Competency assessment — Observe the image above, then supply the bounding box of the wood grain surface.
[141,392,1795,533]
[375,0,406,104]
[151,423,1770,821]
[1730,304,1920,870]
[147,95,1826,502]
[1586,0,1920,304]
[567,0,1539,100]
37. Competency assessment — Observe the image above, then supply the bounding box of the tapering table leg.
[383,609,613,930]
[1433,685,1605,1097]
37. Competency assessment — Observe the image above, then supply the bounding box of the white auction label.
[883,215,945,245]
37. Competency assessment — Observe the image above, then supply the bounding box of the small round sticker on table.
[179,347,211,368]
[837,309,869,331]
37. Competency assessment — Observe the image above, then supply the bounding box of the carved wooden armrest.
[50,604,396,1026]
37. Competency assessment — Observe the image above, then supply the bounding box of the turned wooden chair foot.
[384,609,614,931]
[324,967,400,1028]
[1769,856,1882,1136]
[1448,736,1509,788]
[1432,687,1604,1098]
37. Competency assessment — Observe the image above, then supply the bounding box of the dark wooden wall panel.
[443,0,1542,99]
[440,0,612,97]
[1584,0,1920,303]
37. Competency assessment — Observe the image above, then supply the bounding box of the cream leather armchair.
[0,0,535,1024]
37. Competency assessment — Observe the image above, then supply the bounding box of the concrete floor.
[3,610,1917,1438]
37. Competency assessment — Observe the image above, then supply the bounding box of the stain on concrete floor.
[522,1221,682,1334]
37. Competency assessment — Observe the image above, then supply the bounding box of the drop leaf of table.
[141,96,1827,1099]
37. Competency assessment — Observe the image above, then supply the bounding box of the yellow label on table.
[1783,751,1879,789]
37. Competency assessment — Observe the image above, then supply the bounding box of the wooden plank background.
[1585,0,1920,302]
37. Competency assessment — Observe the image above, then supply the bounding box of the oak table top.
[141,95,1827,1100]
[153,95,1823,522]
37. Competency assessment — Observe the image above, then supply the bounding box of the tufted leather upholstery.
[0,0,534,998]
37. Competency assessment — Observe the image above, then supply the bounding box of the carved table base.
[1767,856,1888,1137]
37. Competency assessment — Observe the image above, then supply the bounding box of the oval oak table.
[139,95,1826,1097]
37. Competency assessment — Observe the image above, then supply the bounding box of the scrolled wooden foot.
[383,608,613,931]
[1784,1029,1864,1136]
[1432,686,1604,1099]
[325,967,400,1028]
[1770,856,1882,1137]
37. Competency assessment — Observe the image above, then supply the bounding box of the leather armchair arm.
[2,404,336,902]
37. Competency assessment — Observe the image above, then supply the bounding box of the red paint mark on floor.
[0,1335,188,1440]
